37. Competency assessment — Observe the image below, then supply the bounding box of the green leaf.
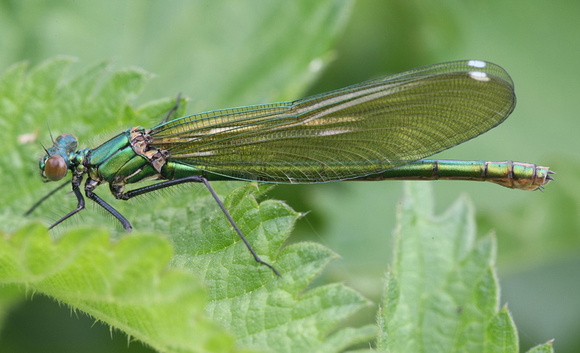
[1,56,373,352]
[526,340,555,353]
[142,181,376,352]
[378,182,511,352]
[0,224,238,353]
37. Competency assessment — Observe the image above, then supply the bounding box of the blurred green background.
[1,1,578,352]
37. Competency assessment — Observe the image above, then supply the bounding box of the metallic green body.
[87,130,161,186]
[161,161,204,181]
[82,132,553,190]
[87,131,132,166]
[357,159,550,190]
[33,60,553,276]
[40,60,553,197]
[84,128,207,187]
[162,158,550,190]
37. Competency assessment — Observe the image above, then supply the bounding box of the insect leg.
[48,177,86,230]
[119,176,281,276]
[25,180,69,216]
[161,93,182,124]
[85,189,132,231]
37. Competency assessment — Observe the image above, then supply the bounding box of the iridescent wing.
[150,60,515,183]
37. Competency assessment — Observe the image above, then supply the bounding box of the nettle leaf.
[166,183,376,353]
[0,224,237,353]
[1,58,373,352]
[377,182,553,353]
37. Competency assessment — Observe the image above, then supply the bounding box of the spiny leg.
[48,178,86,230]
[118,176,281,276]
[25,180,69,216]
[41,176,132,231]
[85,189,132,231]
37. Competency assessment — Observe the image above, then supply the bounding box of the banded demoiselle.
[27,60,553,276]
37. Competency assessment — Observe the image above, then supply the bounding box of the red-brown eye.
[44,155,68,181]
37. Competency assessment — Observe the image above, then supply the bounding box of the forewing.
[151,60,515,183]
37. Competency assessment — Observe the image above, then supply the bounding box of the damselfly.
[27,60,553,276]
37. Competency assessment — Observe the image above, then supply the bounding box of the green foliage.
[0,224,236,353]
[1,1,572,351]
[0,56,553,353]
[377,182,553,353]
[528,341,556,353]
[0,58,374,353]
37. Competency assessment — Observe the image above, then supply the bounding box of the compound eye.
[44,155,68,181]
